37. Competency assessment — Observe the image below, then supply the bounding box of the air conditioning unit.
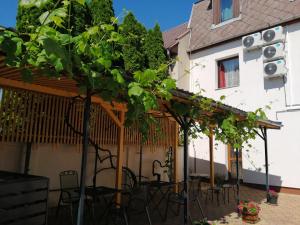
[262,26,284,44]
[242,32,262,51]
[264,59,287,79]
[263,42,285,62]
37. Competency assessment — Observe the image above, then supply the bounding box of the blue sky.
[0,0,195,31]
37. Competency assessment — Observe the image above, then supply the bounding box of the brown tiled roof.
[163,22,188,49]
[189,0,300,52]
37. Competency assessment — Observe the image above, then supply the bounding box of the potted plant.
[267,190,279,205]
[193,219,216,225]
[238,200,261,224]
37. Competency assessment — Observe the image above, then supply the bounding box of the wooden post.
[209,128,215,188]
[115,110,125,204]
[173,122,179,193]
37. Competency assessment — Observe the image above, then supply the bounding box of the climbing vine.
[0,0,267,148]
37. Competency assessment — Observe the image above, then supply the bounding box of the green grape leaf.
[128,83,143,97]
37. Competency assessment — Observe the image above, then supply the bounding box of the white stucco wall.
[0,142,177,207]
[0,142,24,173]
[188,22,300,189]
[170,34,190,91]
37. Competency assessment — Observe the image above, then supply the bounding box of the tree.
[144,23,167,70]
[1,0,176,135]
[16,0,54,33]
[70,1,91,36]
[2,0,266,150]
[89,0,114,25]
[121,12,146,74]
[16,0,89,35]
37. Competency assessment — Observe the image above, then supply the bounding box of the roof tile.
[162,22,188,49]
[188,0,300,52]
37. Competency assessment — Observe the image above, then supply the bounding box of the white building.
[163,0,300,192]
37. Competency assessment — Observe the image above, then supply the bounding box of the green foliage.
[89,0,114,25]
[3,0,268,144]
[121,12,146,74]
[70,1,91,35]
[16,0,54,33]
[144,23,167,70]
[1,0,176,140]
[17,0,89,35]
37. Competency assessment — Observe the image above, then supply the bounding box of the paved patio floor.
[49,185,300,225]
[202,185,300,225]
[165,185,300,225]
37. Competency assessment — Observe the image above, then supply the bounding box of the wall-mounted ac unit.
[242,32,262,51]
[262,26,284,44]
[263,42,285,62]
[264,59,287,79]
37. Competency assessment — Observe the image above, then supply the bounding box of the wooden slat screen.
[0,87,176,148]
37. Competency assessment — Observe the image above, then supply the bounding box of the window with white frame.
[217,57,239,89]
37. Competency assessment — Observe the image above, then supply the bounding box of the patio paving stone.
[48,185,300,225]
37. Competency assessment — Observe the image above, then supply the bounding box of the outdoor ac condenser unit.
[264,59,287,79]
[242,32,262,51]
[262,26,284,44]
[263,42,285,62]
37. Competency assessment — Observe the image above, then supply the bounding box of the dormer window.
[221,0,233,22]
[213,0,240,25]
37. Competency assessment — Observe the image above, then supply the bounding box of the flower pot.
[267,195,278,205]
[242,212,260,224]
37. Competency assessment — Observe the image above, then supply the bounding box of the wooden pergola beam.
[0,77,127,112]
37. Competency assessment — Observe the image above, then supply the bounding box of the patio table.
[78,186,125,224]
[189,173,209,198]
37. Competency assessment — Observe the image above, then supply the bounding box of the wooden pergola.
[0,52,282,225]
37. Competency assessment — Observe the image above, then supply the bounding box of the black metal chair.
[205,175,226,206]
[164,182,205,223]
[94,166,150,225]
[56,170,80,225]
[222,177,237,204]
[121,167,152,225]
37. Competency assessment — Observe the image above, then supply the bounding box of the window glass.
[218,57,239,89]
[0,88,3,103]
[221,0,233,22]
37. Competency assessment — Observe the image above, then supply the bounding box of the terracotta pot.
[242,212,260,224]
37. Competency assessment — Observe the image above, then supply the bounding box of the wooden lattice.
[0,86,176,148]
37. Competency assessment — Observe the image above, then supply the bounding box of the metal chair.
[222,177,237,204]
[164,182,205,223]
[95,166,150,225]
[56,170,80,225]
[121,167,152,225]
